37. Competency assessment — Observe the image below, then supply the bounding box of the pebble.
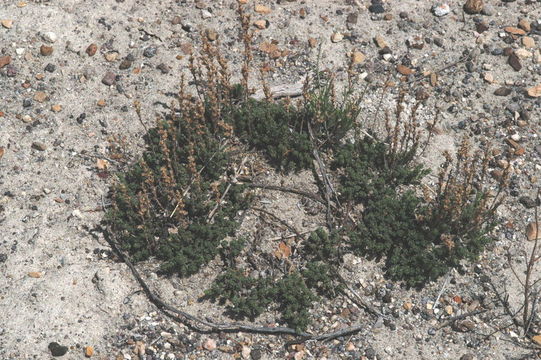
[481,4,494,16]
[1,19,13,28]
[518,18,531,33]
[463,0,483,14]
[40,45,54,56]
[514,49,532,59]
[331,32,344,43]
[143,46,157,58]
[51,104,62,112]
[104,52,119,62]
[374,35,387,48]
[156,63,170,74]
[32,142,47,151]
[84,346,93,357]
[351,51,366,64]
[86,43,98,56]
[432,3,450,17]
[119,59,132,70]
[201,10,213,19]
[508,53,522,71]
[368,2,385,14]
[0,55,11,68]
[34,91,48,103]
[526,222,539,241]
[522,36,535,48]
[203,338,216,351]
[494,87,511,96]
[253,20,269,29]
[28,271,42,278]
[519,196,537,209]
[44,63,56,73]
[255,4,271,14]
[102,71,116,86]
[48,342,68,357]
[527,84,541,97]
[205,28,218,41]
[41,31,58,43]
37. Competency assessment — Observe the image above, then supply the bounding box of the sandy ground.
[1,0,541,359]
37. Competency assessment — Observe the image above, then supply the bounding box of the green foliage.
[333,135,500,287]
[204,270,316,332]
[224,99,313,172]
[106,112,250,277]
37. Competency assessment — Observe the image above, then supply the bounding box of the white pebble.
[432,3,450,17]
[41,31,58,43]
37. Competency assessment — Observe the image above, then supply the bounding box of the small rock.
[331,32,344,43]
[527,84,541,97]
[104,52,118,62]
[40,45,53,56]
[86,43,98,56]
[201,10,213,19]
[32,142,47,151]
[41,31,58,43]
[432,3,450,17]
[44,63,55,73]
[351,51,366,64]
[483,73,494,83]
[463,0,483,14]
[368,3,385,14]
[255,4,271,14]
[504,26,526,36]
[84,346,93,357]
[519,196,537,209]
[533,335,541,346]
[119,59,132,70]
[48,342,68,357]
[241,346,251,359]
[460,354,475,360]
[397,64,414,75]
[522,36,535,48]
[444,305,453,315]
[101,71,116,86]
[494,87,512,96]
[171,16,182,25]
[508,53,522,71]
[253,20,269,29]
[347,13,358,24]
[51,104,62,112]
[34,91,48,103]
[526,222,539,241]
[514,48,532,59]
[518,18,531,33]
[203,338,216,351]
[374,35,387,48]
[0,55,11,68]
[157,63,170,74]
[1,19,13,28]
[308,37,317,48]
[28,271,42,278]
[143,46,157,58]
[205,28,218,41]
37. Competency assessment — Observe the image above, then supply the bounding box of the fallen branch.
[91,225,366,343]
[240,181,330,207]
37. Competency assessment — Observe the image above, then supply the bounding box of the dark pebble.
[494,87,512,96]
[182,23,194,32]
[76,113,86,124]
[23,98,32,108]
[48,342,68,357]
[460,354,475,360]
[101,71,116,86]
[143,46,157,58]
[157,63,170,74]
[44,63,56,73]
[119,59,132,70]
[368,4,385,13]
[346,13,358,24]
[519,196,539,209]
[365,347,377,359]
[250,348,262,360]
[433,37,444,47]
[399,11,409,19]
[491,47,503,56]
[508,53,522,71]
[0,253,7,263]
